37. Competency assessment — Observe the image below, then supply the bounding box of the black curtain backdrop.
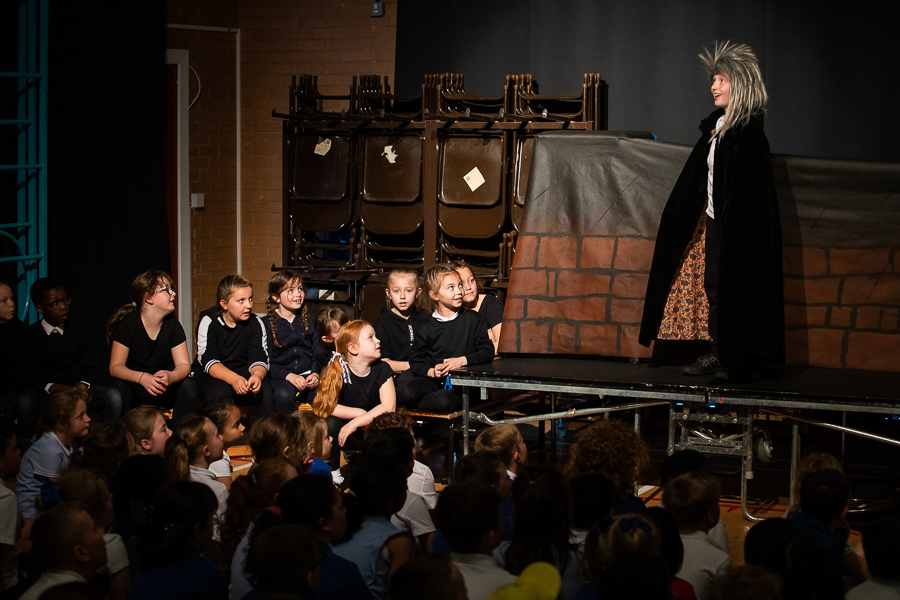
[396,0,900,163]
[47,0,169,366]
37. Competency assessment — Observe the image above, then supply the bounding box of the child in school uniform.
[312,320,396,471]
[19,277,121,442]
[265,270,319,414]
[452,260,505,354]
[16,387,91,522]
[107,270,195,420]
[195,275,274,417]
[408,264,494,412]
[197,398,245,489]
[663,470,731,600]
[375,269,433,409]
[313,306,349,373]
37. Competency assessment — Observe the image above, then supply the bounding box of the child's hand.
[306,373,319,388]
[140,372,167,396]
[153,370,173,387]
[286,373,308,391]
[247,374,263,394]
[443,357,467,372]
[432,363,447,378]
[338,421,358,446]
[231,376,251,395]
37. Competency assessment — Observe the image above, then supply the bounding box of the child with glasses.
[18,278,122,442]
[106,270,196,420]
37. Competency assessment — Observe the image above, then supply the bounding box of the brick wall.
[166,0,397,340]
[498,135,900,373]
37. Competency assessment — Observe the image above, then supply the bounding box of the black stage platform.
[451,357,900,519]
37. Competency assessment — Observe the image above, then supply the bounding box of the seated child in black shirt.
[409,264,494,412]
[19,278,122,441]
[312,319,395,469]
[313,306,349,373]
[195,275,273,417]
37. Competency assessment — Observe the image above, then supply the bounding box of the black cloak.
[639,108,784,365]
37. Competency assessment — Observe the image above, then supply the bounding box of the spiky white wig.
[700,41,768,140]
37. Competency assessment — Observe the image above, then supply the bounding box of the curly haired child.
[565,418,649,515]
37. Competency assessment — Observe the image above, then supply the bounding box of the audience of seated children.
[332,456,414,600]
[0,279,25,424]
[56,468,130,600]
[16,386,90,522]
[67,421,134,484]
[246,474,372,600]
[265,269,319,414]
[242,523,319,600]
[197,397,245,489]
[164,415,227,538]
[106,270,194,420]
[312,320,396,471]
[495,465,584,600]
[121,406,171,455]
[224,459,299,599]
[314,306,350,373]
[435,481,515,600]
[367,410,437,510]
[577,512,660,600]
[408,264,495,412]
[375,268,432,408]
[195,274,273,416]
[19,277,122,442]
[0,420,22,592]
[662,470,730,600]
[847,515,900,599]
[452,260,504,354]
[19,502,107,600]
[362,427,436,553]
[293,410,335,480]
[128,482,227,600]
[565,418,649,515]
[389,555,468,600]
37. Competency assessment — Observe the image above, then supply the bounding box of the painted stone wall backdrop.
[498,132,900,372]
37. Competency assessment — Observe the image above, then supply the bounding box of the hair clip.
[617,516,653,536]
[330,351,352,385]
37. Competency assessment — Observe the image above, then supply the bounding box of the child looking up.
[198,398,245,489]
[165,415,227,537]
[19,277,121,441]
[266,270,319,414]
[122,406,171,455]
[107,270,194,420]
[376,269,432,409]
[314,306,349,372]
[409,264,494,412]
[293,411,334,480]
[16,387,90,522]
[195,275,273,416]
[313,320,396,469]
[452,260,504,354]
[246,413,305,470]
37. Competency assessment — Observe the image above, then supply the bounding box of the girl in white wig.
[640,41,784,381]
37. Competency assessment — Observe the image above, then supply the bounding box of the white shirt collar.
[40,319,64,335]
[432,310,459,323]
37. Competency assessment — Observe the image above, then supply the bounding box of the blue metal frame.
[0,0,48,323]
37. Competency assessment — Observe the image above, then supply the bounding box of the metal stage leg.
[740,405,763,522]
[790,421,801,509]
[462,386,470,457]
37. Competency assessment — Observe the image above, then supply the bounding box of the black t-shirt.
[374,307,429,363]
[340,360,393,411]
[112,311,187,373]
[478,293,505,329]
[409,309,495,377]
